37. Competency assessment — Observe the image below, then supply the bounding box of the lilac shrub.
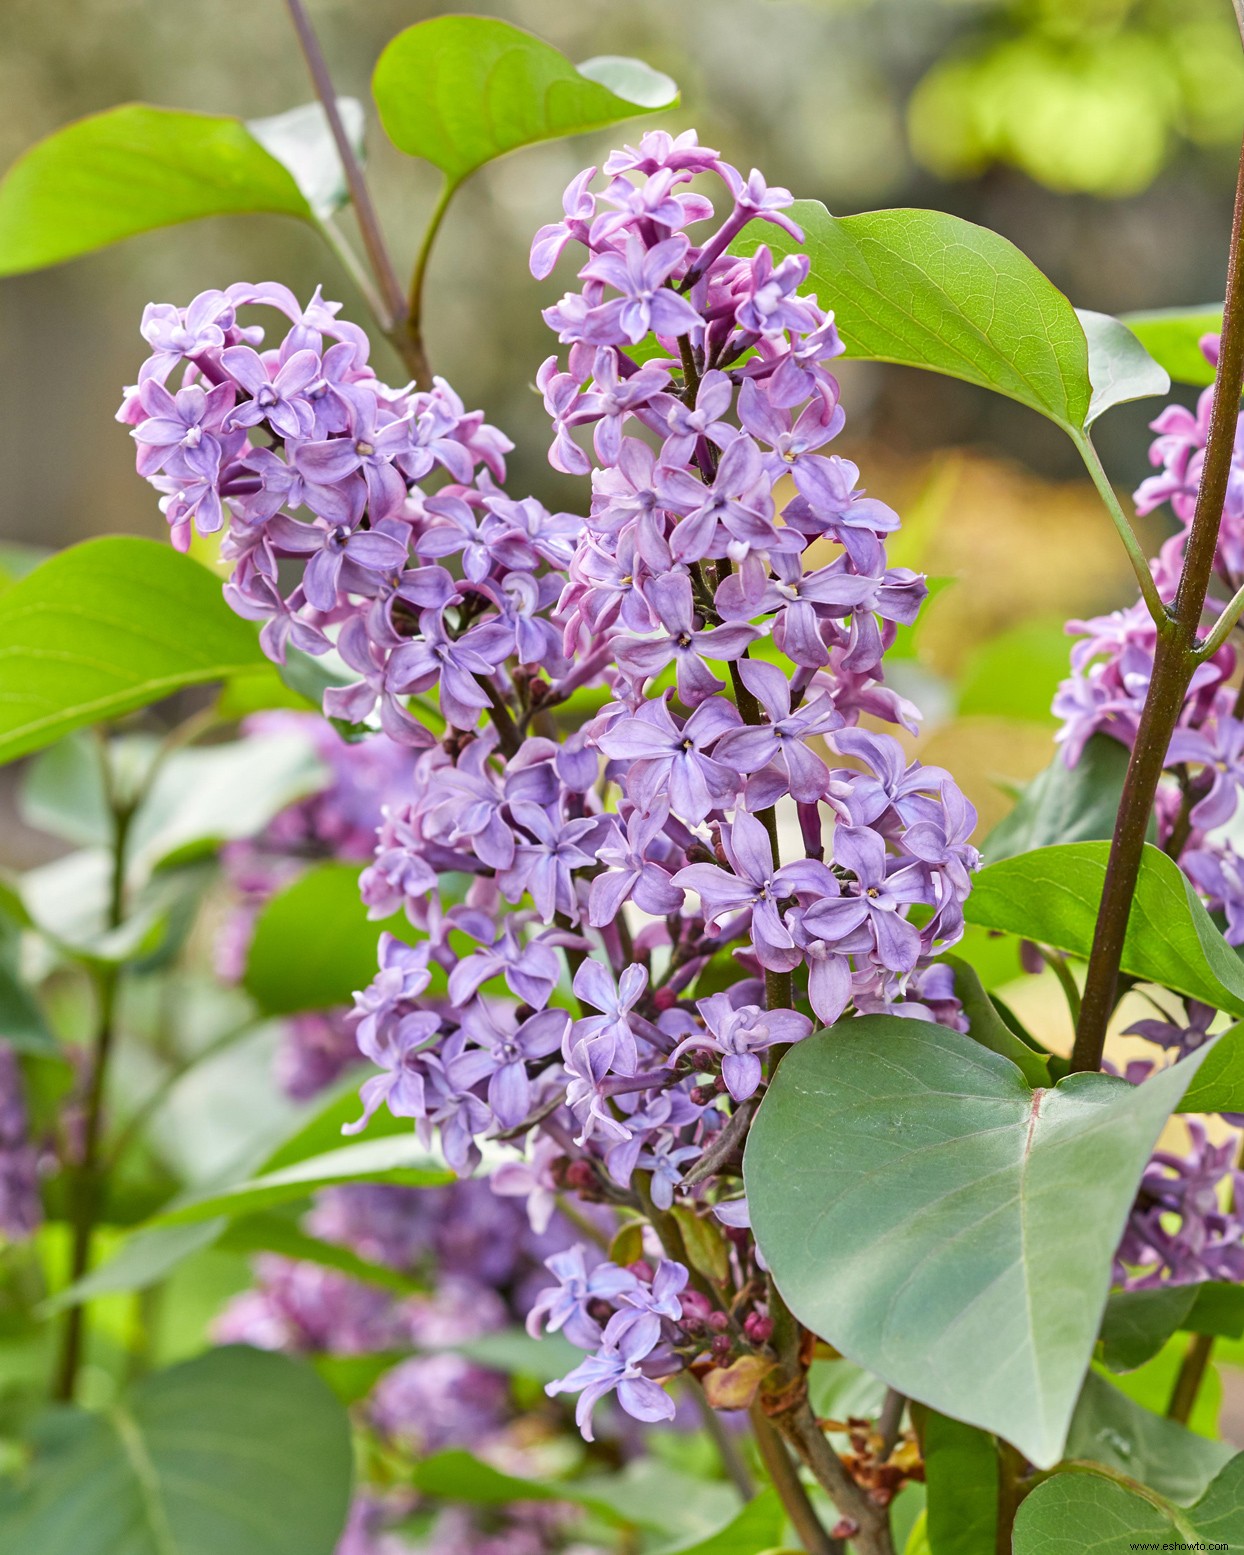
[1055,331,1244,1290]
[124,132,979,1442]
[0,1042,41,1242]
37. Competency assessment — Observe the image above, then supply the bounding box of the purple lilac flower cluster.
[0,1042,41,1241]
[1054,334,1244,1289]
[129,131,980,1437]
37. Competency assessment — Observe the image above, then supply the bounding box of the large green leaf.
[1013,1455,1244,1554]
[0,105,313,276]
[1067,1371,1232,1504]
[0,538,264,765]
[660,1490,785,1555]
[0,1346,352,1553]
[944,954,1051,1086]
[747,205,1088,428]
[151,1134,451,1228]
[1120,305,1222,388]
[743,1017,1212,1467]
[965,841,1244,1020]
[244,861,406,1016]
[981,736,1136,866]
[740,205,1169,435]
[372,17,677,190]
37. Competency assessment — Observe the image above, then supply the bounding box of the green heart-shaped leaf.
[244,860,407,1016]
[744,1017,1211,1467]
[0,105,313,276]
[982,736,1138,865]
[372,17,677,191]
[0,1347,352,1554]
[1013,1455,1244,1554]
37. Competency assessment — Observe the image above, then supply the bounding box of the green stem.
[688,1376,756,1503]
[404,179,456,391]
[1039,949,1081,1029]
[1073,432,1167,625]
[1167,1331,1215,1424]
[1195,576,1244,659]
[1071,126,1244,1074]
[995,1439,1030,1555]
[283,0,412,365]
[53,778,135,1401]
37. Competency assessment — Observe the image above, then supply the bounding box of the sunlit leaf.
[0,105,313,276]
[0,538,264,765]
[1121,305,1222,388]
[965,841,1244,1022]
[372,17,677,189]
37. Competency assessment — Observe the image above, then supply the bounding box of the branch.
[750,1404,841,1555]
[283,0,414,367]
[1195,575,1244,659]
[1070,125,1244,1073]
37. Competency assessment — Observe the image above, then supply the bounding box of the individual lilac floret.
[671,993,813,1101]
[545,1311,677,1441]
[525,1247,640,1349]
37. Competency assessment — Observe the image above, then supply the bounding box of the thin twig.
[283,0,410,351]
[687,1376,756,1503]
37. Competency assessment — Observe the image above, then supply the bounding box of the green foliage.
[150,1134,451,1228]
[1098,1287,1201,1373]
[659,1490,785,1555]
[0,106,314,275]
[919,1409,997,1555]
[965,841,1244,1022]
[741,205,1166,439]
[955,618,1071,725]
[982,736,1136,866]
[0,538,264,765]
[943,954,1050,1086]
[1122,306,1222,387]
[243,861,408,1015]
[372,17,676,191]
[0,1346,353,1553]
[1066,1371,1232,1504]
[1013,1454,1244,1554]
[743,1016,1212,1467]
[1077,309,1172,424]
